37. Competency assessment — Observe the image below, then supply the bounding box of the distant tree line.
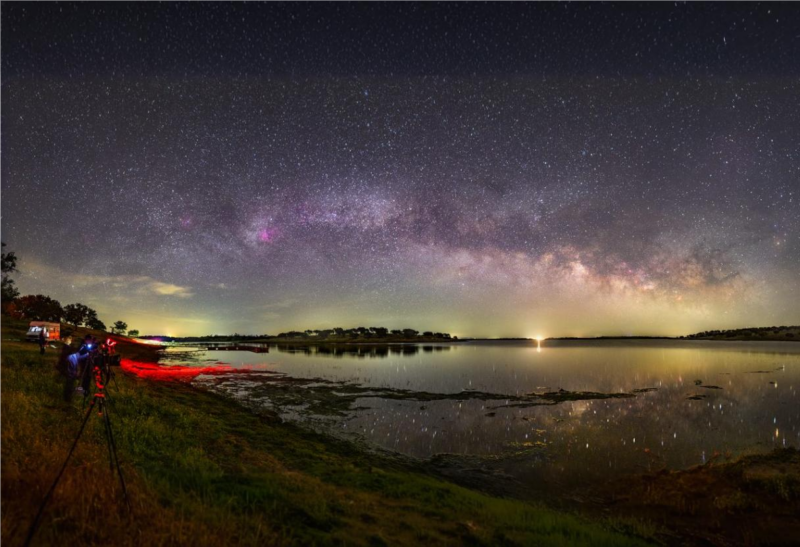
[274,327,456,341]
[140,328,458,343]
[1,242,134,336]
[683,326,798,340]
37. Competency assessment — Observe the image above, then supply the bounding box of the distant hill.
[682,326,799,341]
[547,326,800,342]
[547,336,671,341]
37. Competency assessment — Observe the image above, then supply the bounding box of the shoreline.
[0,317,649,546]
[3,316,799,546]
[142,329,800,545]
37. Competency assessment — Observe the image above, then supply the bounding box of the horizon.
[126,324,799,340]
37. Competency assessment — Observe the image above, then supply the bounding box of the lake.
[157,340,800,495]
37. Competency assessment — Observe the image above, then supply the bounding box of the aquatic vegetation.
[187,368,639,418]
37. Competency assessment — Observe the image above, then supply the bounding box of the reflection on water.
[177,342,451,358]
[273,344,450,358]
[162,340,800,493]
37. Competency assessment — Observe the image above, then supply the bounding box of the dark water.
[160,340,800,491]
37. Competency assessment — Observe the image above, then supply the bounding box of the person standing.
[57,336,77,402]
[38,328,46,355]
[76,334,95,397]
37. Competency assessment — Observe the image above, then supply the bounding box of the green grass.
[1,316,649,546]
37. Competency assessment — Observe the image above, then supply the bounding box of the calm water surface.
[160,340,800,491]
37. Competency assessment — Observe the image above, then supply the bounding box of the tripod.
[79,353,118,411]
[23,362,131,547]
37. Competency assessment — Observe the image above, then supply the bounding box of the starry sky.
[2,2,798,337]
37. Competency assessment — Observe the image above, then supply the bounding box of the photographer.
[75,334,96,397]
[56,336,86,402]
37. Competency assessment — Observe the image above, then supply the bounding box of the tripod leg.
[79,362,92,411]
[23,398,96,547]
[102,403,131,514]
[100,400,115,473]
[105,370,119,410]
[103,384,116,411]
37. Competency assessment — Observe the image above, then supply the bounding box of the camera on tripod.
[87,339,121,367]
[26,335,130,545]
[78,337,122,395]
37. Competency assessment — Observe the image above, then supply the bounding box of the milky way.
[2,3,798,336]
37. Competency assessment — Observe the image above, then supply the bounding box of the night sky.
[2,2,798,337]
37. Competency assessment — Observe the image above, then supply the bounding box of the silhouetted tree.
[87,317,106,331]
[63,303,98,327]
[1,243,19,305]
[112,321,128,335]
[14,294,63,321]
[63,304,83,326]
[128,329,140,337]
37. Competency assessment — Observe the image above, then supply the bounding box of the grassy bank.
[597,448,800,545]
[1,317,648,546]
